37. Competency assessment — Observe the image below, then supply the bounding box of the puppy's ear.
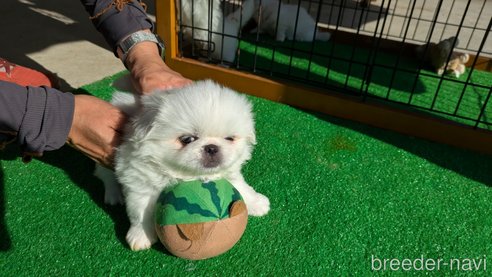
[132,110,158,141]
[130,94,162,140]
[247,131,257,145]
[111,92,139,116]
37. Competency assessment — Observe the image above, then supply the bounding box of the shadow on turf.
[0,146,19,251]
[0,144,174,255]
[0,144,130,250]
[41,145,133,245]
[40,146,175,255]
[0,166,12,251]
[310,112,492,187]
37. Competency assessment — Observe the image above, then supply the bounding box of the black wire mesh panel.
[176,0,492,131]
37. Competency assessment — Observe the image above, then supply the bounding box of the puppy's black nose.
[204,144,219,156]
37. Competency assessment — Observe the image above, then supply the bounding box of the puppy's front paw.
[126,225,157,251]
[245,193,270,216]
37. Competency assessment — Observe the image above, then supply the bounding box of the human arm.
[80,0,191,94]
[67,94,126,167]
[0,81,74,160]
[0,81,125,167]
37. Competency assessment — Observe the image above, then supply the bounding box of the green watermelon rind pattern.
[154,179,243,226]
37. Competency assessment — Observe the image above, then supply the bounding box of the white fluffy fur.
[95,79,270,251]
[179,0,255,62]
[254,0,331,42]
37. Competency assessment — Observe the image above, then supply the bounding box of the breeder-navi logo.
[371,255,487,272]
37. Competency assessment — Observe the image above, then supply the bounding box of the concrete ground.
[1,0,156,91]
[304,0,492,56]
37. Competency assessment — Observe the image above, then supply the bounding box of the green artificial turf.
[238,36,492,129]
[1,72,492,275]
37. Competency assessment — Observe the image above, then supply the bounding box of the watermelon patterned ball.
[154,179,248,260]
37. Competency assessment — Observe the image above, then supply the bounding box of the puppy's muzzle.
[202,144,222,168]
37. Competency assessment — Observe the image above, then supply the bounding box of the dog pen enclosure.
[156,0,492,154]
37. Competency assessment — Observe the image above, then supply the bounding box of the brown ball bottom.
[156,201,248,260]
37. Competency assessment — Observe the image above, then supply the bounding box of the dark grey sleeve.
[0,81,74,157]
[80,0,154,54]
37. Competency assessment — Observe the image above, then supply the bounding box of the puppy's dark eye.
[225,136,235,142]
[179,135,198,145]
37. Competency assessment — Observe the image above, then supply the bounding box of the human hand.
[67,95,126,168]
[125,40,192,95]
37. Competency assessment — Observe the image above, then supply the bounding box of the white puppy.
[178,0,255,62]
[254,0,331,42]
[95,80,270,251]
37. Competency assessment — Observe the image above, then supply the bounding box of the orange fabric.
[0,58,55,88]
